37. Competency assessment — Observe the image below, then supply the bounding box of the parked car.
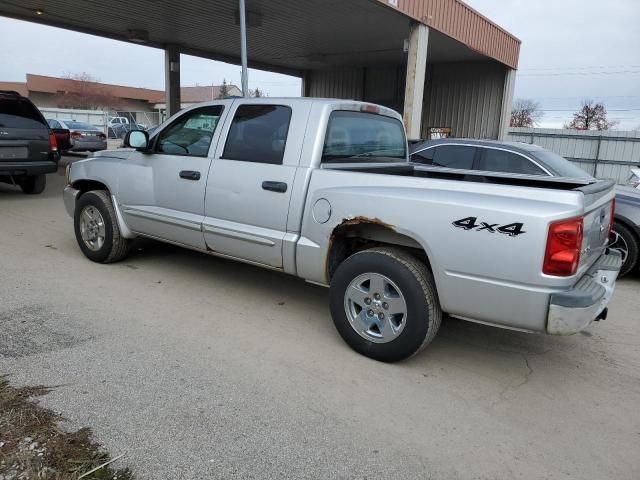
[46,119,72,152]
[627,167,640,189]
[108,121,146,139]
[411,138,640,276]
[50,120,107,152]
[0,90,59,194]
[609,186,640,276]
[63,98,620,362]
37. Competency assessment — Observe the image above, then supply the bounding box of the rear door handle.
[179,170,200,181]
[262,181,288,193]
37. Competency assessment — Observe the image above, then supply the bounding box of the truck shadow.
[127,239,592,371]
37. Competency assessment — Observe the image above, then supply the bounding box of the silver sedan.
[53,119,107,152]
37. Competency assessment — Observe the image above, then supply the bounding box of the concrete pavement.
[1,169,639,479]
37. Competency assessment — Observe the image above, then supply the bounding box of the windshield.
[532,149,594,179]
[64,120,98,130]
[322,110,407,163]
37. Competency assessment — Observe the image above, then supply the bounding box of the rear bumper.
[547,249,622,335]
[63,185,80,217]
[69,140,107,151]
[0,160,58,176]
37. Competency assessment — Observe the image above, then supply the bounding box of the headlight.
[65,163,71,185]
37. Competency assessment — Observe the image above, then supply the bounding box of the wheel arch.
[326,217,436,283]
[72,178,110,196]
[70,178,135,239]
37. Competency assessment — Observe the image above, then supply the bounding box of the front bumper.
[63,185,80,218]
[547,249,622,335]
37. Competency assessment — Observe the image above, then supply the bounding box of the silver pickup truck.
[63,98,621,362]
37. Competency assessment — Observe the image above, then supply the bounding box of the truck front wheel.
[74,190,131,263]
[329,247,442,362]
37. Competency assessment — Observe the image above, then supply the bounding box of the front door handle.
[179,170,201,181]
[262,181,288,193]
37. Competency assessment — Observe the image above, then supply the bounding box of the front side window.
[431,145,476,169]
[155,106,223,157]
[478,148,545,175]
[222,105,292,165]
[322,111,406,163]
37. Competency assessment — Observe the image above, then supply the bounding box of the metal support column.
[164,45,181,117]
[498,67,517,140]
[239,0,249,97]
[403,23,429,140]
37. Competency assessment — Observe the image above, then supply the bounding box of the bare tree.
[54,72,121,110]
[217,79,230,99]
[565,100,618,131]
[510,99,542,128]
[250,87,265,98]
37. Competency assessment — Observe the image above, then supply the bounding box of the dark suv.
[0,90,59,194]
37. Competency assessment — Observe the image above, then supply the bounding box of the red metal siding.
[378,0,521,69]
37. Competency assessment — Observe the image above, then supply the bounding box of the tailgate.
[0,127,49,163]
[576,180,616,273]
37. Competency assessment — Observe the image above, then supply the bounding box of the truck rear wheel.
[329,247,442,362]
[74,190,131,263]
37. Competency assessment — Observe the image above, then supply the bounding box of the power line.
[519,64,640,72]
[519,70,640,77]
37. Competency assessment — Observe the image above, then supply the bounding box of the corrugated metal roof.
[0,0,519,72]
[377,0,521,68]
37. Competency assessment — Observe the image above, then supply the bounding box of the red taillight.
[607,199,615,239]
[49,131,58,152]
[70,131,82,138]
[543,217,584,276]
[361,104,379,114]
[98,132,107,139]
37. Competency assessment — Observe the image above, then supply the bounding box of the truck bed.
[322,161,604,191]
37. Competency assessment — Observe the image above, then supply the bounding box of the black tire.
[611,222,639,277]
[74,190,131,263]
[329,247,442,362]
[20,174,46,194]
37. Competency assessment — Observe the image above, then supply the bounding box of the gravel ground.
[0,166,639,479]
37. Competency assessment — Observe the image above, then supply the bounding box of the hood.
[92,148,134,160]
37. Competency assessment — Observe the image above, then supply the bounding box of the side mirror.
[124,130,150,150]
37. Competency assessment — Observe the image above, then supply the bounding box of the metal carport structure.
[0,0,520,139]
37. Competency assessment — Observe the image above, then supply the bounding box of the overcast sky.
[1,0,638,129]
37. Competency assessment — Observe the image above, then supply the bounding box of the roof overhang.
[0,0,520,77]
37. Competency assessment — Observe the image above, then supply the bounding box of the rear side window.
[0,97,47,129]
[478,148,545,175]
[322,111,406,163]
[47,119,61,129]
[223,105,292,165]
[431,145,476,169]
[411,147,435,164]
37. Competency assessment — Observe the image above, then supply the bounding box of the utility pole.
[239,0,249,97]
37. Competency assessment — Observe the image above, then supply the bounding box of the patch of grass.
[0,375,133,479]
